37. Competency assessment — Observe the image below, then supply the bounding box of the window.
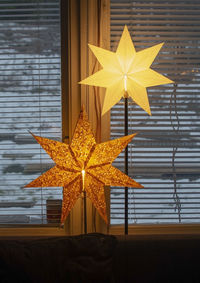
[110,0,200,225]
[0,0,62,225]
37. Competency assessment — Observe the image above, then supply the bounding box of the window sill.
[0,227,66,237]
[2,224,200,237]
[109,224,200,235]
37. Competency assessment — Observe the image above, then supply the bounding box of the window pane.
[110,0,200,224]
[0,0,62,225]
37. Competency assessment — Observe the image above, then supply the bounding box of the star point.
[79,25,174,115]
[25,108,142,224]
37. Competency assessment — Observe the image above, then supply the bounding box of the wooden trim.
[61,0,111,235]
[2,223,200,237]
[66,0,81,138]
[79,0,110,234]
[63,0,82,236]
[109,224,200,235]
[61,0,69,144]
[0,227,66,237]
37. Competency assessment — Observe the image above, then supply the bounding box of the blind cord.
[170,81,181,223]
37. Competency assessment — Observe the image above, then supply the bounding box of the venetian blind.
[0,0,62,225]
[110,0,200,224]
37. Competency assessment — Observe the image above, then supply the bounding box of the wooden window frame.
[1,0,200,237]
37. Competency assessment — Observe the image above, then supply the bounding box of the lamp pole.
[83,191,87,234]
[82,170,87,234]
[124,93,129,235]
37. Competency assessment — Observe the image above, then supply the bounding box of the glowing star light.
[25,107,143,224]
[80,25,173,115]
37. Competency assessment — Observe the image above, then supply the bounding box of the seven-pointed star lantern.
[25,107,143,224]
[79,25,174,115]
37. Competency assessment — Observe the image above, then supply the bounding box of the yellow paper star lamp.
[80,25,174,115]
[25,107,143,224]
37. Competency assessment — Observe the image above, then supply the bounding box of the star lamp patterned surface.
[80,25,174,115]
[25,107,143,224]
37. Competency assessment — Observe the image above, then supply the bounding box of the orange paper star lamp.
[25,107,143,224]
[80,25,174,115]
